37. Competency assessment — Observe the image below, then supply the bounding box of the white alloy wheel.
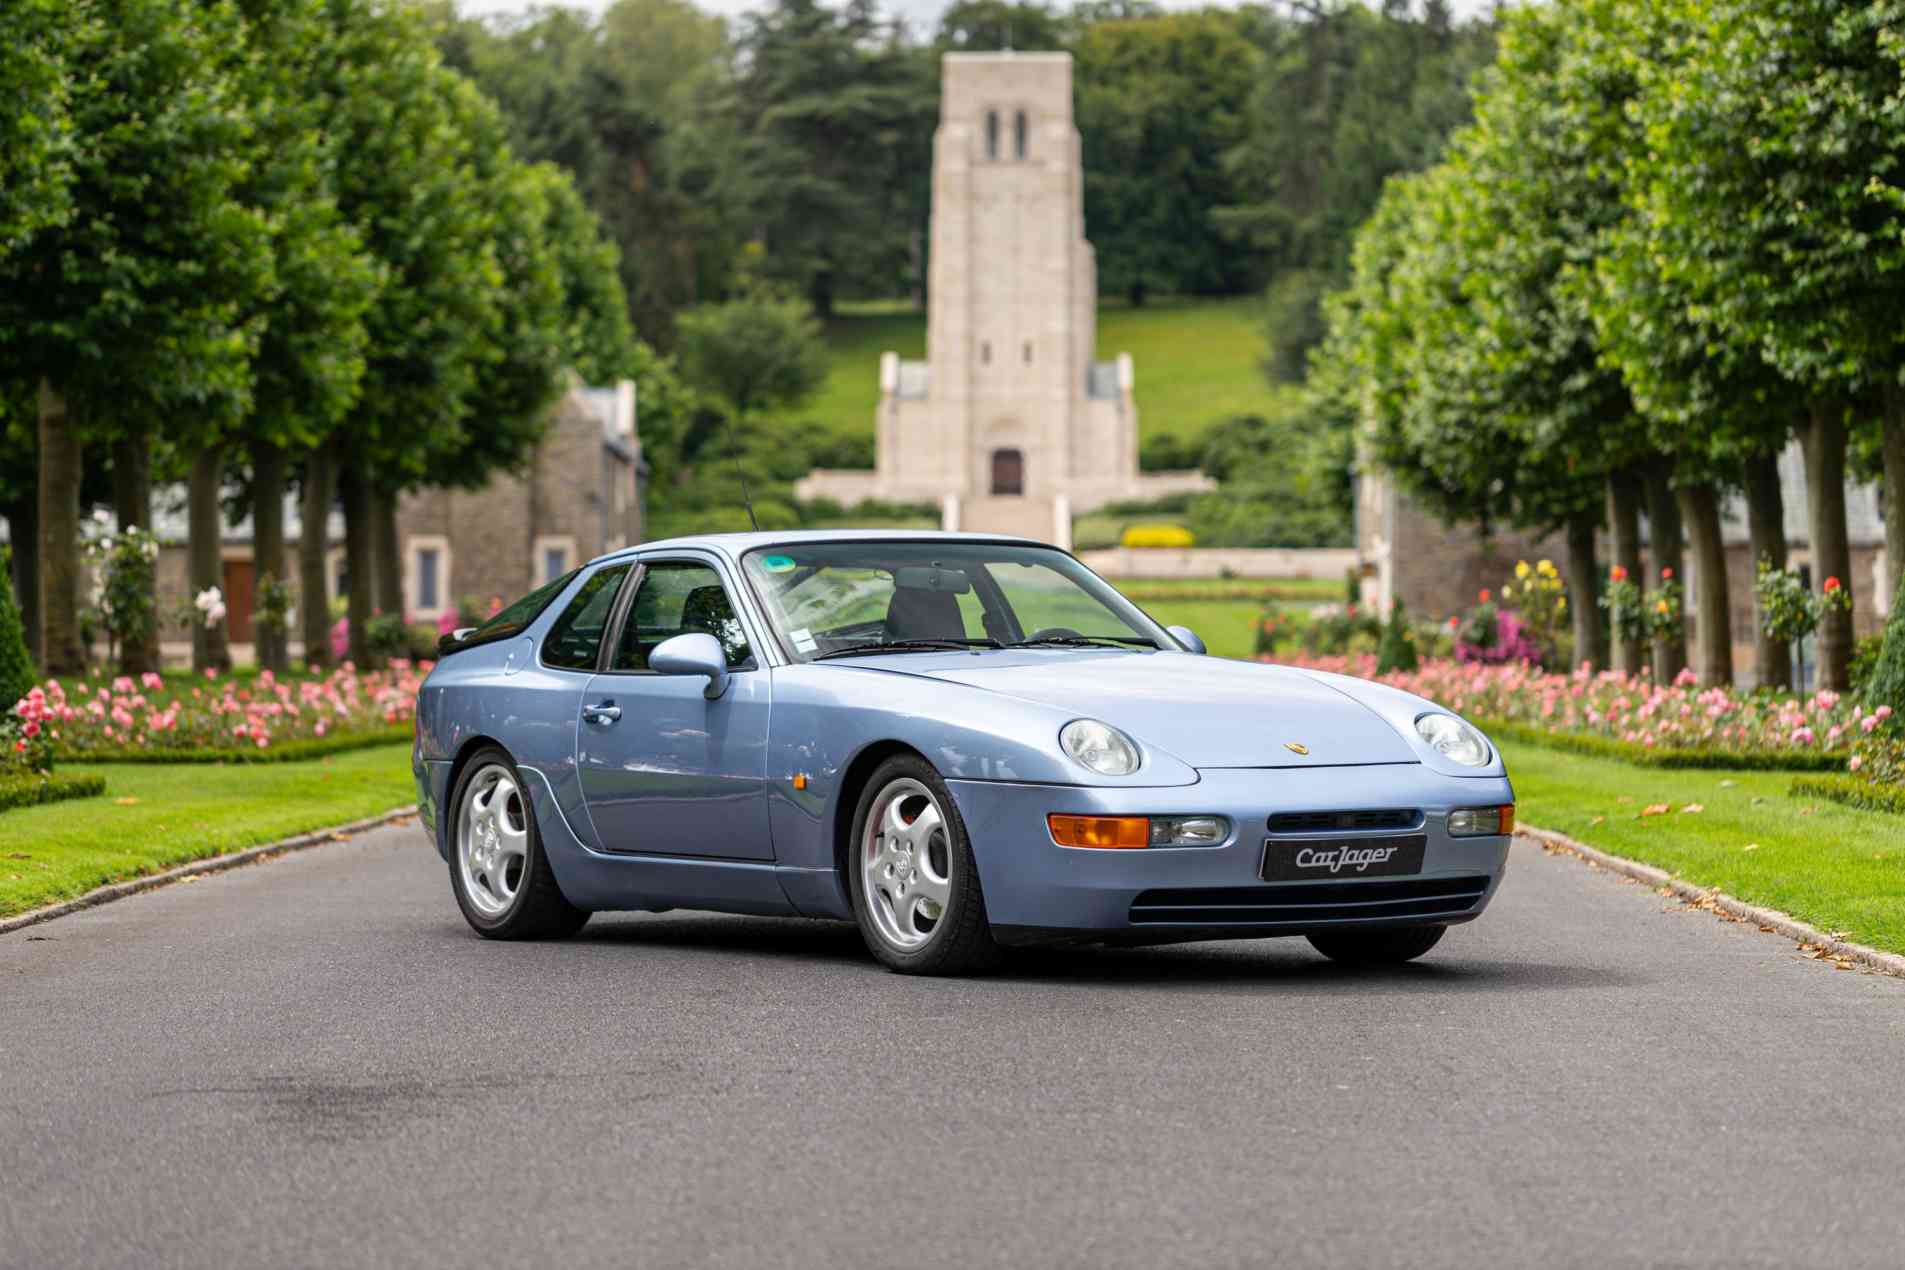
[458,763,530,918]
[860,776,954,952]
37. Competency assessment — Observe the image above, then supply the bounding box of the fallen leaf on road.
[113,797,139,806]
[1641,803,1671,817]
[1680,803,1705,814]
[1590,815,1606,827]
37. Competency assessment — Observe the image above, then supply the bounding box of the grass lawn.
[774,295,1294,446]
[1502,740,1905,956]
[0,743,416,918]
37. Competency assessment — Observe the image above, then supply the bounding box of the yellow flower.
[1655,599,1670,614]
[1557,597,1567,612]
[1502,584,1514,599]
[1515,561,1532,580]
[1537,559,1557,578]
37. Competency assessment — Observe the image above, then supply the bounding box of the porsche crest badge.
[1284,741,1310,756]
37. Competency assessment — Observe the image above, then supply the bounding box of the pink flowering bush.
[1269,654,1891,762]
[11,663,427,758]
[3,684,57,773]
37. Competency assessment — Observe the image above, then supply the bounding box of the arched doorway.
[990,448,1024,496]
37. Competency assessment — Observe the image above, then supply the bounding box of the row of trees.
[1314,0,1905,691]
[0,0,648,677]
[436,0,1495,362]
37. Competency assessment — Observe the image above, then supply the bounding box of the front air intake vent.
[1129,876,1489,926]
[1267,809,1420,834]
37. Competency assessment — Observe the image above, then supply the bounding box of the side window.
[541,564,631,670]
[613,562,753,671]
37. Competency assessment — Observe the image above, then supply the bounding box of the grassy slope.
[1501,740,1905,955]
[0,744,417,917]
[779,296,1293,444]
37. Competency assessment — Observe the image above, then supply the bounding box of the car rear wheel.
[848,755,1001,975]
[449,747,589,940]
[1307,924,1445,966]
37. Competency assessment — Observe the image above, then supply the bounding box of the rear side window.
[438,567,581,656]
[542,564,632,670]
[612,562,753,671]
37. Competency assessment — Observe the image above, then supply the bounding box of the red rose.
[1824,576,1841,592]
[1479,589,1491,603]
[1610,565,1627,582]
[1661,567,1674,580]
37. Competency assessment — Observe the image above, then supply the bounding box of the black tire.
[1307,924,1445,966]
[447,746,590,940]
[847,754,1002,975]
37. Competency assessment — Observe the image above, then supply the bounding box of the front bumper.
[948,764,1512,944]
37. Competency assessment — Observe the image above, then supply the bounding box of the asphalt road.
[2,825,1903,1270]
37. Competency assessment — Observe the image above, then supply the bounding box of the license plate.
[1260,834,1426,882]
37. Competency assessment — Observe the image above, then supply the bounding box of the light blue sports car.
[412,532,1513,974]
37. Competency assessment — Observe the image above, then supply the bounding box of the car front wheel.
[449,747,589,940]
[1307,924,1445,966]
[848,755,1001,975]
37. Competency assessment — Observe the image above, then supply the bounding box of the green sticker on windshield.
[761,554,796,573]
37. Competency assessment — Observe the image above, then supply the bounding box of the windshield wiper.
[813,637,1003,660]
[1010,635,1158,650]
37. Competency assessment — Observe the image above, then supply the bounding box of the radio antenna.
[719,411,760,531]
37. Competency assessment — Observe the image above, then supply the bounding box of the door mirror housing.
[1167,625,1206,655]
[649,632,730,699]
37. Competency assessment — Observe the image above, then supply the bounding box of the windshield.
[740,541,1172,661]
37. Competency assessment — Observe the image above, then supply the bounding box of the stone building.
[394,380,643,624]
[794,52,1209,543]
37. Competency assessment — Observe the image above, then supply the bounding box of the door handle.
[581,702,622,724]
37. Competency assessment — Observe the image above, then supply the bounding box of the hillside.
[775,296,1301,447]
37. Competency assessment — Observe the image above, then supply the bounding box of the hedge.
[57,724,412,766]
[0,770,107,814]
[1789,774,1905,816]
[1476,717,1849,773]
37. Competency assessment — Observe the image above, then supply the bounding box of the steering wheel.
[1027,627,1085,641]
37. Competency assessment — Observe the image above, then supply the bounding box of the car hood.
[874,651,1417,768]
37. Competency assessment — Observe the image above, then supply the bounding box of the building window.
[985,110,999,160]
[534,535,577,587]
[991,448,1024,496]
[1022,340,1033,366]
[980,341,991,366]
[406,534,452,620]
[1014,110,1028,159]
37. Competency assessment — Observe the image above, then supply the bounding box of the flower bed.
[13,663,426,761]
[1274,654,1891,766]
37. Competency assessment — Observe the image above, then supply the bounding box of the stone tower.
[795,52,1210,543]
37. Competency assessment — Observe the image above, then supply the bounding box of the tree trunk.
[298,440,337,670]
[1743,449,1791,692]
[108,427,159,676]
[187,445,231,674]
[4,498,42,666]
[252,441,290,675]
[36,382,86,675]
[1565,510,1606,673]
[372,486,403,620]
[1676,483,1733,688]
[110,430,151,531]
[1605,468,1644,676]
[1882,384,1905,618]
[1642,468,1686,683]
[1802,400,1853,691]
[340,463,375,666]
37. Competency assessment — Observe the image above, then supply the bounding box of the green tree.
[1073,11,1263,303]
[0,0,275,675]
[0,545,36,713]
[1618,0,1905,690]
[675,292,828,422]
[0,0,81,259]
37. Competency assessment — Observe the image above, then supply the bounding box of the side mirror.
[1167,625,1206,655]
[649,632,731,699]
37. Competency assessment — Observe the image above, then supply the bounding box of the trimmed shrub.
[1375,601,1419,675]
[1862,573,1905,714]
[0,547,36,714]
[0,770,106,814]
[1790,773,1905,816]
[1475,717,1847,772]
[59,723,412,766]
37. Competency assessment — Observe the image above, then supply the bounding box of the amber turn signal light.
[1448,805,1515,837]
[1047,814,1150,849]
